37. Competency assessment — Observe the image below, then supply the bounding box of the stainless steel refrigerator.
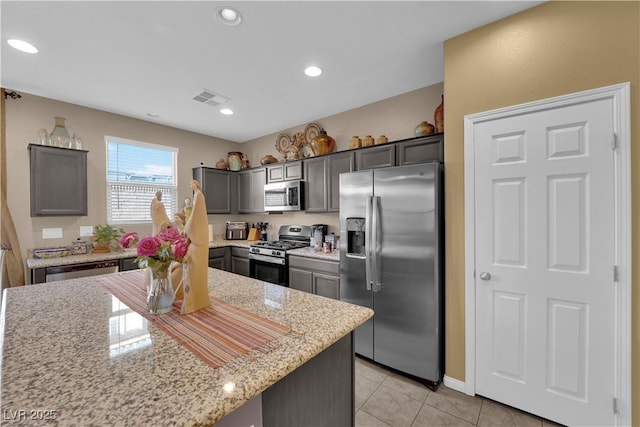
[339,162,443,388]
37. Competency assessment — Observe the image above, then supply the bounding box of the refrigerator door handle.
[372,196,382,293]
[365,196,373,291]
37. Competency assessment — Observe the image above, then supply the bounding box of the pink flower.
[137,236,162,257]
[119,232,139,249]
[173,239,189,260]
[159,227,181,243]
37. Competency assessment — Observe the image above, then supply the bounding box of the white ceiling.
[1,1,541,143]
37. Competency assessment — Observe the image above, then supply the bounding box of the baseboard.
[443,375,467,394]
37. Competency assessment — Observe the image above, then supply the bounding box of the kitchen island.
[0,268,373,426]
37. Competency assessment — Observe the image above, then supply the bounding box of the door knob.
[479,271,491,281]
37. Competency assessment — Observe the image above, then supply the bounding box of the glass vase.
[48,116,71,148]
[147,262,175,314]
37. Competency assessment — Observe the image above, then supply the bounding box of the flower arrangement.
[119,232,139,249]
[135,227,189,269]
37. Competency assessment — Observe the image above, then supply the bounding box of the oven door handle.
[248,253,286,265]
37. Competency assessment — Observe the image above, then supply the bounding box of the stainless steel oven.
[248,225,312,287]
[248,253,288,287]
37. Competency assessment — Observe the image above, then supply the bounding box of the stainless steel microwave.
[264,180,304,212]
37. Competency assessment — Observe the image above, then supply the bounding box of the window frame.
[105,135,179,225]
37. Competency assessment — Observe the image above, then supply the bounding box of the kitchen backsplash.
[217,212,339,241]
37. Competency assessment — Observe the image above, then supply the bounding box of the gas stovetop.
[250,240,309,251]
[249,225,312,258]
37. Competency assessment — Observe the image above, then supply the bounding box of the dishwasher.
[44,260,119,282]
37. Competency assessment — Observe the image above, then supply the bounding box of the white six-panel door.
[467,88,629,426]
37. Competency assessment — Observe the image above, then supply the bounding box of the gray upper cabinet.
[355,144,395,170]
[266,161,303,183]
[193,167,237,214]
[303,157,327,212]
[396,134,444,166]
[238,167,266,213]
[304,151,354,213]
[29,144,87,216]
[328,151,354,212]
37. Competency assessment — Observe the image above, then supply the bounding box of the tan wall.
[4,93,239,264]
[240,84,444,168]
[443,1,639,424]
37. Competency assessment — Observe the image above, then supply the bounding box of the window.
[106,136,178,224]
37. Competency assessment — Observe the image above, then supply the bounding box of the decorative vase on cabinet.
[434,95,444,133]
[414,121,435,137]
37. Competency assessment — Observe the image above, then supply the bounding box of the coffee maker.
[310,224,328,249]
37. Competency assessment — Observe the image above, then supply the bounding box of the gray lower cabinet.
[266,161,303,183]
[29,144,88,216]
[193,167,237,214]
[305,151,354,213]
[239,167,266,213]
[209,247,230,271]
[231,247,250,277]
[261,334,353,427]
[288,256,340,300]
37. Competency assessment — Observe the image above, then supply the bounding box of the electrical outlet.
[42,228,63,239]
[80,226,94,237]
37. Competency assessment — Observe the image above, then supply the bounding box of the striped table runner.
[95,270,293,369]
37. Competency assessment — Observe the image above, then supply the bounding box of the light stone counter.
[287,246,340,262]
[26,239,256,269]
[0,268,373,426]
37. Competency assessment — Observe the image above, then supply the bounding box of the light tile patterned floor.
[354,356,564,427]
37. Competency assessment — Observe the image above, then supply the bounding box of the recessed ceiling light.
[7,39,38,54]
[304,66,322,77]
[215,7,242,26]
[220,108,234,115]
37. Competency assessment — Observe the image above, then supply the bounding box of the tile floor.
[354,356,564,427]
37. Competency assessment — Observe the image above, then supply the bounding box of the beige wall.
[240,84,444,168]
[443,1,639,425]
[4,83,444,276]
[4,93,239,262]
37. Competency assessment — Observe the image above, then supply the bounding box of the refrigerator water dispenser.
[346,218,366,256]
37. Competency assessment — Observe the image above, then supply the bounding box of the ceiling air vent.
[192,89,230,107]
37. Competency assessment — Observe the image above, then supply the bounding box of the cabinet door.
[396,134,444,166]
[29,145,87,216]
[209,257,226,270]
[250,167,266,212]
[267,164,284,182]
[355,145,395,170]
[193,167,236,214]
[304,157,328,212]
[267,161,303,182]
[232,256,250,277]
[289,267,313,293]
[208,247,229,271]
[328,151,354,212]
[238,170,252,213]
[283,161,303,180]
[313,273,340,300]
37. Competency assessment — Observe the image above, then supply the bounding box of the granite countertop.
[26,240,256,269]
[287,246,340,262]
[0,269,373,426]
